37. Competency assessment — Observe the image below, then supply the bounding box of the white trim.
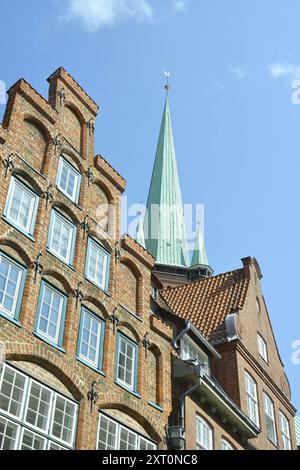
[245,371,260,427]
[5,177,37,234]
[117,335,136,391]
[56,157,81,203]
[0,252,23,318]
[196,415,213,450]
[257,333,268,362]
[36,284,64,344]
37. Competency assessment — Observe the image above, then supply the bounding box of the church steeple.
[144,96,190,271]
[135,214,146,249]
[190,223,213,280]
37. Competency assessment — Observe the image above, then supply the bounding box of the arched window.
[221,438,234,450]
[56,155,81,204]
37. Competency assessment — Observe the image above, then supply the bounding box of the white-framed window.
[245,372,260,427]
[97,413,156,450]
[196,416,213,450]
[0,252,26,321]
[0,363,78,450]
[257,333,268,362]
[47,210,76,265]
[77,307,104,370]
[181,336,209,374]
[85,238,109,291]
[116,333,138,392]
[3,177,38,237]
[221,438,234,450]
[263,393,277,446]
[35,281,67,347]
[280,412,291,450]
[56,157,81,203]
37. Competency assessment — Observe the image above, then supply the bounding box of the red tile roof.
[160,267,250,340]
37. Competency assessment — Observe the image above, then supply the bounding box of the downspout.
[171,320,191,351]
[179,365,204,427]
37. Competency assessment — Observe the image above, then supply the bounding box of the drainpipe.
[179,364,204,427]
[171,320,191,351]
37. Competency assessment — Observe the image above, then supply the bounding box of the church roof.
[160,265,249,340]
[144,97,189,268]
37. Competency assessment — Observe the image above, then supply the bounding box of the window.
[245,372,260,427]
[0,364,78,450]
[181,336,209,374]
[0,252,26,322]
[34,281,67,348]
[97,413,156,450]
[221,438,234,450]
[116,333,138,392]
[263,393,277,445]
[77,307,105,370]
[47,210,76,265]
[196,416,213,450]
[257,334,268,362]
[3,177,38,237]
[85,238,109,291]
[56,157,81,203]
[280,412,291,450]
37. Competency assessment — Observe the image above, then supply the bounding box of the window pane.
[51,396,76,446]
[25,382,52,432]
[37,285,64,344]
[119,427,137,450]
[97,415,117,450]
[245,373,259,426]
[86,240,108,290]
[196,416,212,450]
[0,417,19,450]
[117,336,136,390]
[57,158,80,202]
[49,212,74,264]
[79,310,102,368]
[6,179,36,233]
[221,439,233,450]
[0,367,26,418]
[20,429,46,450]
[0,254,22,318]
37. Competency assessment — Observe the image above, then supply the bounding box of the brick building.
[0,68,172,450]
[0,68,297,451]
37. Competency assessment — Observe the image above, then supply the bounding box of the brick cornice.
[47,67,99,117]
[7,79,57,125]
[121,234,154,270]
[94,155,126,193]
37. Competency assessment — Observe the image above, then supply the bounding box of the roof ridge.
[161,267,245,294]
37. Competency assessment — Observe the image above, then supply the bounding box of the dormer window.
[181,336,209,374]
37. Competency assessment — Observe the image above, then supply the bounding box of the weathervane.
[164,71,170,94]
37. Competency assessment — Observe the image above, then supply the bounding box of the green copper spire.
[144,97,189,268]
[135,214,146,249]
[191,224,209,267]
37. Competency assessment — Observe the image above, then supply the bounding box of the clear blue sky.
[1,0,299,411]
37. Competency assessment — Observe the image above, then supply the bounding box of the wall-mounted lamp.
[166,425,186,451]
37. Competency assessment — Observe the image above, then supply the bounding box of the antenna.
[164,71,170,94]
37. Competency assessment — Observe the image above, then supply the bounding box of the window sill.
[46,249,75,271]
[114,380,141,399]
[2,216,35,242]
[84,276,110,297]
[148,401,164,412]
[76,356,106,376]
[33,332,66,354]
[119,304,143,322]
[0,311,22,328]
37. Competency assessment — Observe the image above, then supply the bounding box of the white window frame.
[196,415,213,450]
[78,308,104,369]
[257,333,268,363]
[181,336,210,374]
[56,157,81,204]
[36,283,65,345]
[0,415,20,450]
[245,372,260,427]
[0,363,78,450]
[280,412,291,450]
[47,210,76,265]
[116,333,137,392]
[4,177,38,236]
[85,238,109,291]
[263,393,277,446]
[97,413,156,450]
[0,252,24,320]
[221,438,234,450]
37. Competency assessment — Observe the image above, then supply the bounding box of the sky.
[0,0,300,412]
